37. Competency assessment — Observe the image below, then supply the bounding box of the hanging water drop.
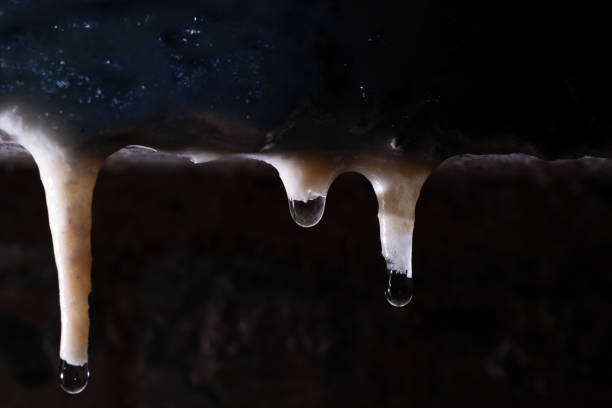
[288,196,326,227]
[385,269,413,307]
[59,359,90,394]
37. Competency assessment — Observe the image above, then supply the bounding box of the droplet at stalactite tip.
[59,359,90,394]
[385,269,414,307]
[288,196,326,227]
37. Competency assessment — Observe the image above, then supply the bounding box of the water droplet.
[288,196,326,228]
[59,360,90,394]
[385,270,413,307]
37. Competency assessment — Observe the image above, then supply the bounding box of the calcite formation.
[1,0,610,394]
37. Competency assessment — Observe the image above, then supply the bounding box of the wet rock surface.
[1,155,611,407]
[1,1,611,157]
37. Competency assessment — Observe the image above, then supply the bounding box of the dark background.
[1,154,611,407]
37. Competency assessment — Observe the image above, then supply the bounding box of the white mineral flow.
[0,107,434,392]
[244,151,432,305]
[349,155,433,306]
[251,153,344,227]
[0,110,100,392]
